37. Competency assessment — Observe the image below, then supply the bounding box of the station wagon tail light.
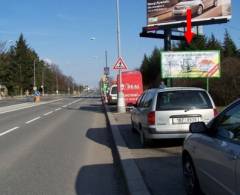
[148,111,155,125]
[213,108,218,117]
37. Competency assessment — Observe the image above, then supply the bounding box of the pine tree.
[140,54,150,87]
[207,34,222,50]
[223,30,237,57]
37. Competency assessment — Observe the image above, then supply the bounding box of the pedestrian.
[159,81,166,89]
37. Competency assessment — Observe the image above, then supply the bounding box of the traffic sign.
[104,67,110,75]
[113,57,128,70]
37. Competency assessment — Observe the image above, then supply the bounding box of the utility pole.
[41,66,45,96]
[19,64,23,96]
[164,29,172,87]
[116,0,126,113]
[33,60,36,92]
[56,71,58,95]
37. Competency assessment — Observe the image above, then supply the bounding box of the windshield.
[111,86,118,94]
[156,90,213,111]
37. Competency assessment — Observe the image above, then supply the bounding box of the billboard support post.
[164,29,172,87]
[206,78,209,92]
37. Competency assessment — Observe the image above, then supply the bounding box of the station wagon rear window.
[156,90,213,111]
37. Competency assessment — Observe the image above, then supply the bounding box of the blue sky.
[0,0,239,87]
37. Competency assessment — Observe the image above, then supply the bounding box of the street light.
[33,59,37,91]
[116,0,126,113]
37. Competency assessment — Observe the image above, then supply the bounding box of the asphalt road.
[0,92,126,195]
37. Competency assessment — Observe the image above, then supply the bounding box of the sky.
[0,0,239,87]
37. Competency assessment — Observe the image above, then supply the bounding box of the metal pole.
[20,64,23,96]
[33,60,36,91]
[206,78,209,92]
[56,71,58,95]
[116,0,126,113]
[105,50,108,68]
[42,66,45,96]
[164,29,172,87]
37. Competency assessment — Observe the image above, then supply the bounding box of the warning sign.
[113,57,128,70]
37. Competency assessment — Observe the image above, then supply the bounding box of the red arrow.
[184,8,195,44]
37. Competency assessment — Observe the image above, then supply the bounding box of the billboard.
[161,51,220,78]
[147,0,231,27]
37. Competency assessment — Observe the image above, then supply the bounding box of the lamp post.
[41,66,45,96]
[116,0,126,113]
[33,59,37,92]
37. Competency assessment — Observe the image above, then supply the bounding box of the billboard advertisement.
[161,51,220,78]
[147,0,231,27]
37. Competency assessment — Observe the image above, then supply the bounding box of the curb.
[102,101,151,195]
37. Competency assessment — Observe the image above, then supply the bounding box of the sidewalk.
[103,103,185,195]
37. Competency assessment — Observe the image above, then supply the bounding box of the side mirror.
[190,122,208,134]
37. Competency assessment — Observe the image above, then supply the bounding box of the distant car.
[131,87,216,146]
[182,99,240,195]
[173,0,218,17]
[108,84,117,104]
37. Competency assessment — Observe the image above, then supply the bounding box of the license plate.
[172,117,199,124]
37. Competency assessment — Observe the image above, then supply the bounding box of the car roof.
[147,87,207,93]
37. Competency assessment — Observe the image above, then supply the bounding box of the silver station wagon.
[131,87,217,146]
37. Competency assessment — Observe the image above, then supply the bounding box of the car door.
[202,0,209,8]
[132,93,144,127]
[133,92,147,130]
[192,102,240,195]
[140,90,155,130]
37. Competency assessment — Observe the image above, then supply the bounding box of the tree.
[140,54,150,87]
[207,34,222,50]
[223,30,237,57]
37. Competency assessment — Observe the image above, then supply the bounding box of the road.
[0,92,126,195]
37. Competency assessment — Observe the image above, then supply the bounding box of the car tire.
[183,154,201,195]
[213,0,218,7]
[131,120,137,133]
[140,131,150,147]
[197,5,203,15]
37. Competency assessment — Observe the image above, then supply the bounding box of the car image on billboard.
[147,0,231,27]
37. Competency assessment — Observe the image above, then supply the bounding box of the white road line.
[0,127,19,137]
[0,98,63,115]
[44,111,53,116]
[62,105,67,108]
[55,108,62,111]
[25,117,41,124]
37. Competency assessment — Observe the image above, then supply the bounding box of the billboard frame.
[146,0,231,29]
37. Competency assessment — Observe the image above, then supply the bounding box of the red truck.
[117,71,143,106]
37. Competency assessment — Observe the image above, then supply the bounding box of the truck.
[117,71,143,106]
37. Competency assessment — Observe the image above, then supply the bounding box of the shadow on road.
[75,163,126,195]
[74,155,186,195]
[86,127,112,148]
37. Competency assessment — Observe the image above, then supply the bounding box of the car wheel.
[183,154,201,195]
[197,5,203,15]
[140,131,150,147]
[213,0,218,7]
[131,120,137,133]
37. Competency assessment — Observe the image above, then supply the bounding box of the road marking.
[62,105,67,108]
[0,127,19,137]
[25,117,41,124]
[44,111,53,116]
[55,108,62,111]
[0,98,63,115]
